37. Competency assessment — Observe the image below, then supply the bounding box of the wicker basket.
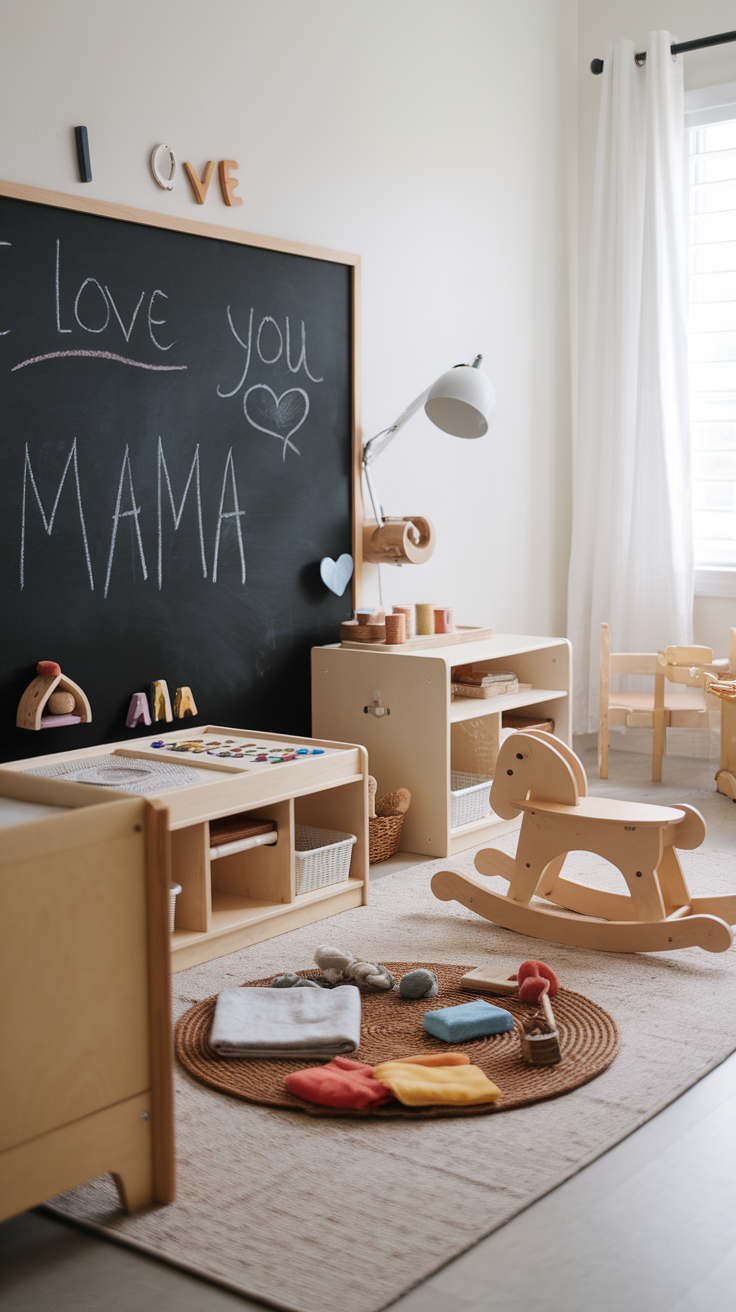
[294,825,357,894]
[368,814,405,863]
[450,771,493,827]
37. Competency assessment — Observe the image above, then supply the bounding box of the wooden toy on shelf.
[151,680,173,722]
[362,516,436,565]
[173,686,198,719]
[126,692,151,729]
[432,730,736,954]
[16,661,91,731]
[313,631,570,856]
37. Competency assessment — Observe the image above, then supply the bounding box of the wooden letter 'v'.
[183,160,215,205]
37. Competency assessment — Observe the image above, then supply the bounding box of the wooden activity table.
[5,725,369,972]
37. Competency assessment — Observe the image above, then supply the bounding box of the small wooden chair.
[432,731,736,955]
[652,646,719,782]
[599,624,722,782]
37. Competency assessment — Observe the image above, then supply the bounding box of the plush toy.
[375,787,411,818]
[313,944,394,991]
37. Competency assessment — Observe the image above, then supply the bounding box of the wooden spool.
[362,517,436,565]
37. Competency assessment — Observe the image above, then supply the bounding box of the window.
[686,83,736,595]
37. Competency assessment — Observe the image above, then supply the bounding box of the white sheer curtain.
[568,31,693,734]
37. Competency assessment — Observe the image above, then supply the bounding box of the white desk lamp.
[361,354,496,564]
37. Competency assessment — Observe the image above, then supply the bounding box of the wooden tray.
[340,625,495,652]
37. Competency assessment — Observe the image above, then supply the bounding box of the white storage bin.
[450,772,493,827]
[294,825,357,894]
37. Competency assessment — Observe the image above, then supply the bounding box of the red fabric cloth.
[284,1057,394,1110]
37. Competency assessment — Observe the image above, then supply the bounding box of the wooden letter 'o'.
[150,144,177,191]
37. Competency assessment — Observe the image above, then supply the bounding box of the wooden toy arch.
[16,670,92,730]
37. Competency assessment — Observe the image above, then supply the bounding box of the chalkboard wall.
[0,186,358,761]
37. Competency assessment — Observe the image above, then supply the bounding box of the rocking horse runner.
[432,731,736,954]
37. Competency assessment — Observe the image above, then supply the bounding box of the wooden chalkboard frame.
[0,177,363,604]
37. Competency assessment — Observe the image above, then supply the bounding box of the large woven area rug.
[49,840,736,1312]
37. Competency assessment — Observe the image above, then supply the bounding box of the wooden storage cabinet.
[0,770,174,1222]
[312,634,571,858]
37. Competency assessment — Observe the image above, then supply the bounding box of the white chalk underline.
[11,350,187,372]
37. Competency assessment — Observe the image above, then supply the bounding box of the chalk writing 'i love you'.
[217,306,323,461]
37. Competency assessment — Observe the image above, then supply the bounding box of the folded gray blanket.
[209,985,362,1059]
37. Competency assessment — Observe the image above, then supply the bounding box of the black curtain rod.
[591,28,736,75]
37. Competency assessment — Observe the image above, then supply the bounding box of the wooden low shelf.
[312,634,571,858]
[449,687,567,723]
[5,726,369,972]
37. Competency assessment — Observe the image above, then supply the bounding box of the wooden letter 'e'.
[183,160,215,205]
[151,680,173,722]
[218,160,242,207]
[173,686,198,719]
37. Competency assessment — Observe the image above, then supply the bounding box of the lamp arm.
[361,386,431,529]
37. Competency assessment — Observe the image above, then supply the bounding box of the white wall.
[1,0,577,639]
[578,0,736,659]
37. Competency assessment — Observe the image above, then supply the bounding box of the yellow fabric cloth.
[373,1060,502,1106]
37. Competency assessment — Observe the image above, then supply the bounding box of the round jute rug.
[175,963,620,1118]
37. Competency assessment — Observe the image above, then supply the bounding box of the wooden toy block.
[151,681,173,722]
[126,692,151,728]
[173,686,198,719]
[432,731,736,955]
[460,966,518,995]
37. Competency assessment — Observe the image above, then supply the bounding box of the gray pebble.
[294,977,322,988]
[399,969,438,999]
[272,973,301,988]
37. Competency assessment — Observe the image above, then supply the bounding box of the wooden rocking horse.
[432,731,736,954]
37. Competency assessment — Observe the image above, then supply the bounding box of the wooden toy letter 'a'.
[151,680,173,722]
[173,686,198,718]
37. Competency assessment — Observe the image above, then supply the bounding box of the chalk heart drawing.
[243,384,309,460]
[320,553,354,597]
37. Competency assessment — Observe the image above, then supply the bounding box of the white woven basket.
[450,772,493,827]
[294,825,357,894]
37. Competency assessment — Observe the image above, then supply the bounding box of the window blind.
[689,117,736,568]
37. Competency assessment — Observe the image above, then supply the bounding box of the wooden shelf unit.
[312,634,571,858]
[5,726,369,972]
[0,769,174,1222]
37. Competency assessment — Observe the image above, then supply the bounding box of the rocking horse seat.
[515,797,684,825]
[431,731,736,955]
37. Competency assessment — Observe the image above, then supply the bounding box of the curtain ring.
[150,144,177,191]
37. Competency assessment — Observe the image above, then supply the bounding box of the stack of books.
[450,667,519,699]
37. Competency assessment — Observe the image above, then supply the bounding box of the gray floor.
[3,742,736,1311]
